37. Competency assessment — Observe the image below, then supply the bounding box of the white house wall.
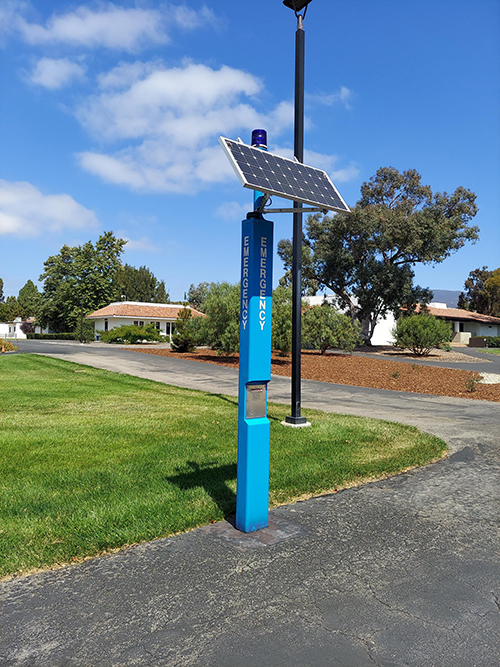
[479,323,500,337]
[0,321,27,339]
[370,312,396,346]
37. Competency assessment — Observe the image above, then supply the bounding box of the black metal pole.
[286,14,307,425]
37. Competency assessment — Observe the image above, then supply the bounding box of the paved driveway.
[2,341,499,666]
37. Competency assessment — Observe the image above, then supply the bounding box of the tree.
[302,303,361,353]
[0,296,23,322]
[20,321,36,335]
[170,308,196,353]
[39,232,126,332]
[154,279,170,304]
[277,244,319,296]
[393,314,452,356]
[203,282,240,354]
[0,278,4,303]
[113,264,170,303]
[278,167,479,344]
[458,266,500,317]
[17,280,41,319]
[187,282,216,312]
[271,286,293,355]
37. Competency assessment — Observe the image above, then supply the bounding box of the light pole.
[283,0,312,426]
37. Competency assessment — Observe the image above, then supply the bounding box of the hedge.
[26,333,76,340]
[484,336,500,348]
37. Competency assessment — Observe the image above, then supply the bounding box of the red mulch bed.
[126,348,500,402]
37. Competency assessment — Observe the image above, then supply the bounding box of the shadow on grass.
[167,460,237,518]
[212,393,238,408]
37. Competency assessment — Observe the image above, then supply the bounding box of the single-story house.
[416,303,500,344]
[304,296,500,346]
[0,317,42,339]
[85,302,205,340]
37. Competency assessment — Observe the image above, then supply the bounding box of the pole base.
[282,416,311,428]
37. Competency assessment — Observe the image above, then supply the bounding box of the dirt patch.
[127,347,500,402]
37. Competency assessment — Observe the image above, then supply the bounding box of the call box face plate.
[246,384,266,419]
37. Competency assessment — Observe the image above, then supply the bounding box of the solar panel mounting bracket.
[255,193,328,215]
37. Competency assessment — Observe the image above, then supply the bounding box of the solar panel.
[219,136,350,213]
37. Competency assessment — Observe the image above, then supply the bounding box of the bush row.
[27,333,76,340]
[484,336,500,348]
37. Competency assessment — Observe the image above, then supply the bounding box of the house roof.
[418,305,500,325]
[86,302,205,320]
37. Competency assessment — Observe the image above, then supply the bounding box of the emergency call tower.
[219,133,349,533]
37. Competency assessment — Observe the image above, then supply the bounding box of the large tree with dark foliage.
[39,232,126,332]
[113,264,169,303]
[186,282,217,312]
[17,280,41,319]
[278,167,479,344]
[458,266,500,317]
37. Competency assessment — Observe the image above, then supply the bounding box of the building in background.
[85,302,204,340]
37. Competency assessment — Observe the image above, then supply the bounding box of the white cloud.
[0,179,97,237]
[75,62,294,193]
[170,5,216,30]
[115,230,159,253]
[15,3,215,52]
[329,164,361,183]
[308,86,354,110]
[30,57,86,89]
[77,62,263,141]
[0,0,26,41]
[96,60,158,89]
[77,152,147,189]
[214,201,249,221]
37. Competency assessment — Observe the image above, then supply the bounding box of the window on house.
[104,319,108,332]
[166,322,171,336]
[459,323,464,332]
[139,321,144,327]
[134,321,139,326]
[155,322,160,329]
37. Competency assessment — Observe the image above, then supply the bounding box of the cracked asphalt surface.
[1,342,499,666]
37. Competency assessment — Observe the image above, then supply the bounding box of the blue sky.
[1,0,499,302]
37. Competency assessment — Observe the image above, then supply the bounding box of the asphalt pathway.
[2,341,499,666]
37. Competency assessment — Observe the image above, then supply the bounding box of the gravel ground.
[355,345,488,363]
[127,347,500,402]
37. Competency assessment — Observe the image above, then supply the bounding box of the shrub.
[73,320,95,343]
[0,338,18,352]
[203,282,240,355]
[26,333,76,340]
[99,324,162,345]
[302,303,361,353]
[393,314,452,356]
[171,309,196,353]
[20,321,35,335]
[485,336,500,348]
[272,286,293,356]
[184,313,209,346]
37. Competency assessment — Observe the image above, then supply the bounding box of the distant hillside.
[430,289,462,308]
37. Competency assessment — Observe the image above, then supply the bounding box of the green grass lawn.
[483,348,500,355]
[0,354,446,579]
